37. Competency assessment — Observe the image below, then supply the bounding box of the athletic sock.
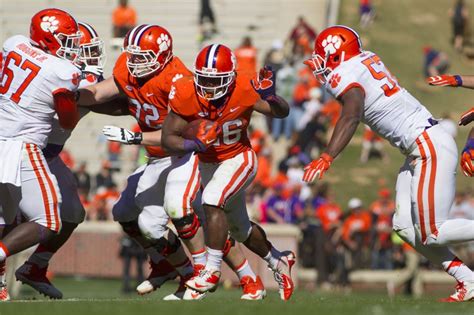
[234,259,256,281]
[191,248,207,266]
[442,256,474,283]
[205,247,223,271]
[27,244,53,268]
[0,242,9,262]
[263,247,283,270]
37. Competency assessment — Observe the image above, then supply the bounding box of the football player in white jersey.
[0,8,82,301]
[13,22,108,300]
[303,25,474,302]
[427,74,474,177]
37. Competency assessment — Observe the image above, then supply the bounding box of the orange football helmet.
[305,25,362,84]
[123,24,173,78]
[194,44,236,100]
[78,22,106,74]
[30,8,81,61]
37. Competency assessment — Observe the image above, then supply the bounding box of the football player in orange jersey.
[427,74,474,177]
[78,25,264,300]
[162,44,296,300]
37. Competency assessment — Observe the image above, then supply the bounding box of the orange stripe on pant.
[415,137,428,242]
[26,144,52,230]
[182,156,200,217]
[423,132,438,237]
[219,151,256,207]
[218,151,252,207]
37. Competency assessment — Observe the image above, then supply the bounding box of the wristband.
[454,75,463,87]
[130,132,143,145]
[183,139,206,152]
[465,138,474,151]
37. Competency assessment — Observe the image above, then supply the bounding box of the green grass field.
[2,277,471,315]
[327,0,474,207]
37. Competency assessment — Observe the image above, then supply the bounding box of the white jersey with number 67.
[324,51,433,151]
[0,35,81,148]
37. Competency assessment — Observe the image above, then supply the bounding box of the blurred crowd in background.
[57,0,474,291]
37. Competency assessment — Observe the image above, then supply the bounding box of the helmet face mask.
[310,52,332,84]
[194,69,235,100]
[79,37,106,72]
[55,32,81,61]
[125,45,169,78]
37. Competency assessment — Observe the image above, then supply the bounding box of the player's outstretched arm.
[427,74,474,89]
[251,66,290,118]
[77,76,123,106]
[303,88,364,183]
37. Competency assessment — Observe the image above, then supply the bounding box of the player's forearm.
[162,134,192,156]
[141,130,162,146]
[267,95,289,118]
[325,115,360,158]
[459,75,474,89]
[78,77,120,106]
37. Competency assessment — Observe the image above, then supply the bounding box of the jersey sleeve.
[325,68,365,100]
[47,62,81,94]
[168,77,195,118]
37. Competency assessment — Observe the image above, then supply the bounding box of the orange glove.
[460,139,474,177]
[303,153,333,182]
[196,120,221,147]
[251,66,275,100]
[426,75,462,87]
[459,107,474,126]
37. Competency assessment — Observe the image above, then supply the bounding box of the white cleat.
[136,260,178,295]
[439,281,474,302]
[185,268,221,293]
[271,251,296,301]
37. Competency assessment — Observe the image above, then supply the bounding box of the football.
[181,118,214,140]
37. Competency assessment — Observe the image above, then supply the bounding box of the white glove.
[102,125,142,145]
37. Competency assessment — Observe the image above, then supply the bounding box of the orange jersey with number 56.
[113,52,192,157]
[169,72,260,163]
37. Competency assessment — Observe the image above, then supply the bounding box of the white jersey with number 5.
[0,35,81,148]
[324,51,433,151]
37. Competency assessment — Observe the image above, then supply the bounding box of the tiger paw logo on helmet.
[322,35,342,55]
[40,16,59,33]
[157,34,171,53]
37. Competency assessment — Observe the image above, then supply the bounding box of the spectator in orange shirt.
[360,125,388,163]
[320,97,341,127]
[288,16,317,59]
[235,36,257,75]
[370,188,395,269]
[341,198,372,249]
[112,0,137,37]
[89,183,120,221]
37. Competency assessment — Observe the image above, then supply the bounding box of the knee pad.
[153,230,182,256]
[119,221,142,238]
[172,213,201,240]
[223,236,235,257]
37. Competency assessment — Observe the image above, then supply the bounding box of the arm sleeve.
[53,89,79,130]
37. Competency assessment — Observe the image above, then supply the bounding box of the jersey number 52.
[0,51,41,103]
[362,55,400,97]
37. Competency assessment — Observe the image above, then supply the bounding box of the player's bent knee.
[229,225,252,243]
[202,191,222,208]
[171,213,201,240]
[137,214,168,241]
[152,230,182,256]
[393,227,416,247]
[119,220,142,238]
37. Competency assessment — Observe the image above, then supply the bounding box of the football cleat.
[15,262,62,299]
[240,275,266,300]
[163,264,207,301]
[439,281,474,302]
[136,260,178,295]
[0,284,10,301]
[185,267,220,293]
[270,251,296,301]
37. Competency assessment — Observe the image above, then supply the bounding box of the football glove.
[459,107,474,126]
[460,139,474,177]
[251,66,275,100]
[102,125,142,145]
[184,120,221,152]
[426,75,463,87]
[303,153,333,182]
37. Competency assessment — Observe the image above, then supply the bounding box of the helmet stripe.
[79,22,97,38]
[206,44,219,69]
[134,24,152,46]
[128,24,147,46]
[335,25,362,47]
